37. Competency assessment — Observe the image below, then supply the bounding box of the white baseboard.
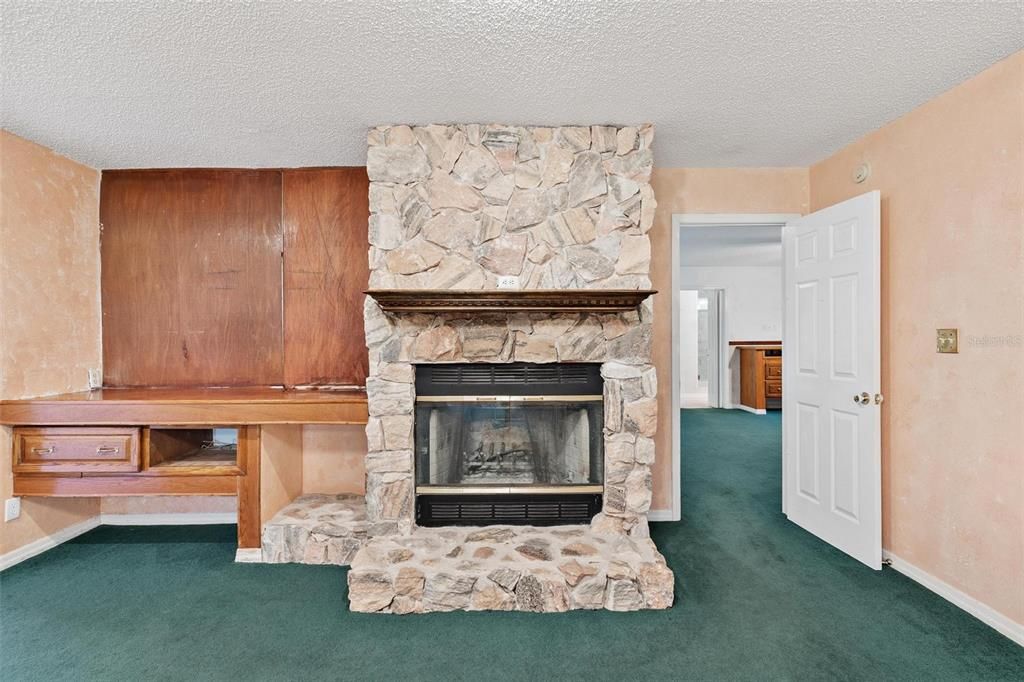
[0,512,238,571]
[734,404,767,415]
[99,512,237,526]
[0,517,101,571]
[884,550,1024,647]
[235,548,263,563]
[647,509,678,522]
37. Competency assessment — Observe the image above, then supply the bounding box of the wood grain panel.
[236,426,262,549]
[13,427,140,474]
[0,388,368,425]
[100,170,284,386]
[282,168,369,387]
[13,474,237,497]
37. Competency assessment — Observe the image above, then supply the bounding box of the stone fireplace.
[347,123,674,612]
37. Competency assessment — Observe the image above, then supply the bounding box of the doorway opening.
[671,194,882,570]
[669,213,797,523]
[679,288,722,408]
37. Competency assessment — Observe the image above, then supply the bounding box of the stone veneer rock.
[262,494,367,565]
[348,525,673,614]
[355,123,671,611]
[366,124,654,291]
[365,123,657,531]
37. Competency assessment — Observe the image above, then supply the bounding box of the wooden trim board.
[0,388,368,426]
[367,288,657,313]
[12,475,238,497]
[236,426,262,549]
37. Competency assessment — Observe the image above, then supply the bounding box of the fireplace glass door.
[415,397,604,491]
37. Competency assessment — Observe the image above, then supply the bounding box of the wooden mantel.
[366,289,657,314]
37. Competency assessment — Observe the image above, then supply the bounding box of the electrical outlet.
[497,275,520,289]
[5,497,21,522]
[88,368,103,389]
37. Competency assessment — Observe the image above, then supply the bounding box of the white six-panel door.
[783,191,882,569]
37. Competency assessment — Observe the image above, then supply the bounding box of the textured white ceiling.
[679,225,782,267]
[2,2,1021,169]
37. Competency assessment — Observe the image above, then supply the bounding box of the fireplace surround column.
[363,123,658,538]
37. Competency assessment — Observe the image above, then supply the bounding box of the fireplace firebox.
[414,363,604,526]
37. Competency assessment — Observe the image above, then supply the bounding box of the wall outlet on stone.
[5,497,21,522]
[88,368,103,389]
[497,276,520,289]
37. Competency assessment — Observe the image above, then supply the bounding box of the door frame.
[670,213,801,521]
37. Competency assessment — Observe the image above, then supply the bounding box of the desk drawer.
[14,427,140,473]
[765,380,782,398]
[764,360,782,378]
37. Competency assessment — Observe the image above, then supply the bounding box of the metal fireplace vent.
[414,362,604,526]
[417,493,603,527]
[416,362,602,396]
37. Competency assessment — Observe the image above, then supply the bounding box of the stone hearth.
[349,123,672,612]
[348,525,673,613]
[262,494,367,565]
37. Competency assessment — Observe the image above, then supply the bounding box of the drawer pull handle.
[31,446,55,455]
[96,446,120,454]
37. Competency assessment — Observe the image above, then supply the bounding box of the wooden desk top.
[0,387,369,426]
[729,340,782,351]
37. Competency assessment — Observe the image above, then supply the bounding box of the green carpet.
[2,409,1022,680]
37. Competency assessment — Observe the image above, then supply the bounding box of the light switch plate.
[5,497,21,522]
[496,275,520,289]
[936,328,958,353]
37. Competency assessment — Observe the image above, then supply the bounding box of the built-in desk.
[730,342,782,414]
[1,387,369,553]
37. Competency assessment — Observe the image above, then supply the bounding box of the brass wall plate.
[936,328,958,353]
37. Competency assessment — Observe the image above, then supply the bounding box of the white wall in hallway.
[680,266,782,407]
[678,290,700,396]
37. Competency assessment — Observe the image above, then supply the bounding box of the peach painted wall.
[301,424,366,495]
[259,425,304,524]
[100,496,237,516]
[809,51,1024,625]
[648,167,810,511]
[0,131,102,554]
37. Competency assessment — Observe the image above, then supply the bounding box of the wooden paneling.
[282,168,369,386]
[0,387,368,426]
[100,170,284,387]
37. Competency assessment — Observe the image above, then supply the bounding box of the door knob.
[854,392,870,405]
